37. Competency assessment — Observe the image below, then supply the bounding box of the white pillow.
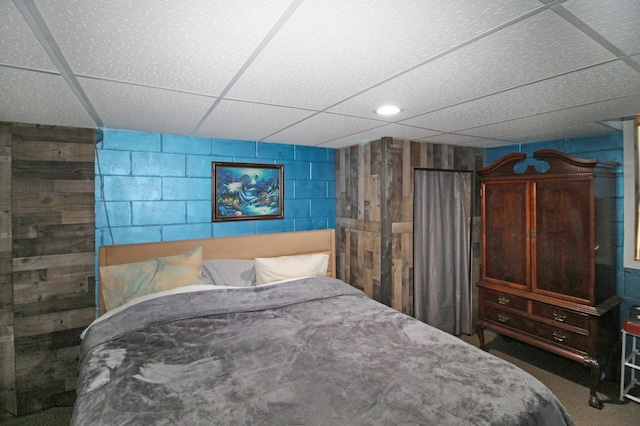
[254,253,329,285]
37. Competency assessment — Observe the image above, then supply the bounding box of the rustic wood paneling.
[10,123,94,143]
[11,192,94,215]
[13,276,94,306]
[12,141,94,163]
[13,223,93,240]
[336,137,482,320]
[13,235,94,258]
[13,252,94,273]
[0,325,17,414]
[0,123,16,414]
[0,124,11,262]
[15,327,79,352]
[379,138,393,307]
[14,308,95,338]
[1,122,95,416]
[12,160,94,181]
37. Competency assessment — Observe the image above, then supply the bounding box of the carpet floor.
[459,331,640,426]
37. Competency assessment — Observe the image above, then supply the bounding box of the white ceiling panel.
[227,0,542,110]
[402,60,640,132]
[454,138,517,149]
[266,113,383,146]
[330,9,616,118]
[464,94,640,140]
[1,0,638,148]
[322,123,442,148]
[195,100,316,141]
[416,132,517,148]
[414,133,490,145]
[36,0,293,94]
[562,0,640,56]
[504,122,619,144]
[0,1,56,71]
[80,78,215,136]
[0,67,95,128]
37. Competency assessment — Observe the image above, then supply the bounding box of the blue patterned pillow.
[100,247,209,311]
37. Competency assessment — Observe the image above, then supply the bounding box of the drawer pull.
[497,295,509,305]
[552,330,567,342]
[497,313,509,323]
[552,311,567,322]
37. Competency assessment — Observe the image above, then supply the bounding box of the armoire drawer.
[483,289,527,312]
[531,302,588,330]
[484,305,535,333]
[527,321,589,353]
[483,305,589,353]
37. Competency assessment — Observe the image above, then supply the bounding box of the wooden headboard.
[98,229,336,315]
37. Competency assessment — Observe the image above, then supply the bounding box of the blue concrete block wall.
[96,129,336,249]
[485,133,640,314]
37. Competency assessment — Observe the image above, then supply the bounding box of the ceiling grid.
[0,0,638,148]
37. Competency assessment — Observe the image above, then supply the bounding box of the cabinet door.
[533,178,593,303]
[482,181,530,289]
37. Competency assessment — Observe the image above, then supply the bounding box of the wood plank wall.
[0,123,16,414]
[335,138,483,317]
[1,122,95,416]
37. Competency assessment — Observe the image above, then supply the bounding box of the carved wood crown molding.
[478,149,618,179]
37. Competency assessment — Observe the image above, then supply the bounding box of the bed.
[72,229,573,425]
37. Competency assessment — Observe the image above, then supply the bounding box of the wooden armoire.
[476,149,620,409]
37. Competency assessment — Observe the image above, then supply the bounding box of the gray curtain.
[414,169,472,335]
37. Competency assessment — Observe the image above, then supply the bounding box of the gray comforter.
[72,277,573,425]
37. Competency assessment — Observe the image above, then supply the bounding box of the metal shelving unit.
[620,327,640,404]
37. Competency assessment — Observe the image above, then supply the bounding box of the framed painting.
[212,162,284,221]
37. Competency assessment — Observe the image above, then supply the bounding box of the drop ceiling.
[1,0,639,149]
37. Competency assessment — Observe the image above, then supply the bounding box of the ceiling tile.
[80,78,215,135]
[503,122,618,143]
[402,59,640,132]
[227,0,542,110]
[266,112,383,146]
[329,9,616,118]
[0,67,95,128]
[415,133,500,146]
[35,0,293,94]
[464,94,640,139]
[322,123,442,148]
[1,1,638,148]
[453,138,517,148]
[0,1,56,71]
[563,0,640,55]
[195,100,316,141]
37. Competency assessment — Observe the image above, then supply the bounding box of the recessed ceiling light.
[375,105,402,115]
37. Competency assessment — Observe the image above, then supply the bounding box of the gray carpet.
[0,406,73,425]
[2,331,640,425]
[460,331,640,426]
